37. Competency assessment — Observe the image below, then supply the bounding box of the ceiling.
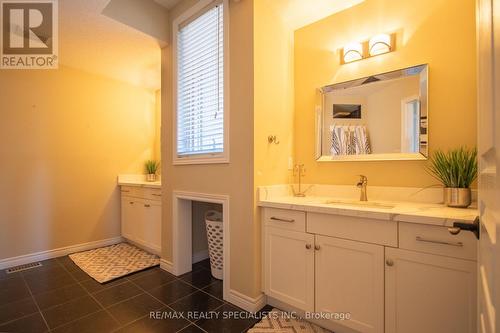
[153,0,182,10]
[58,0,162,90]
[56,0,363,91]
[267,0,365,30]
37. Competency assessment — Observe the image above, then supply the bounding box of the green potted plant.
[145,160,160,182]
[426,147,477,208]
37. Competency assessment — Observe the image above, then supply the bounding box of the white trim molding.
[227,289,267,313]
[160,258,174,274]
[0,236,124,270]
[172,191,230,302]
[172,0,230,165]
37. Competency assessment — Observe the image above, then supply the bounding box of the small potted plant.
[145,160,160,182]
[427,147,477,208]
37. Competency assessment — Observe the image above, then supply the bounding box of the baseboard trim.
[192,249,209,264]
[226,289,267,313]
[160,258,174,274]
[0,236,124,270]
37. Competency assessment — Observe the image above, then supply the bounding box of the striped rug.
[69,242,159,283]
[248,308,332,333]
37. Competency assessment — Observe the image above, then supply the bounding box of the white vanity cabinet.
[315,235,384,333]
[264,226,315,311]
[261,207,477,333]
[120,186,161,254]
[385,248,476,333]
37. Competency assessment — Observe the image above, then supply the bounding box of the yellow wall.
[253,0,296,296]
[0,66,157,260]
[162,0,260,297]
[254,0,294,186]
[294,0,477,187]
[154,90,161,162]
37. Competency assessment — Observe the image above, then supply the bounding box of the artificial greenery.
[427,147,477,188]
[145,160,160,175]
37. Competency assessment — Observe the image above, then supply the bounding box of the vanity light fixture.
[341,42,364,64]
[341,33,395,64]
[369,33,392,56]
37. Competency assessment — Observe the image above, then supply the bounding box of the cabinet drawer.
[399,222,477,261]
[120,186,162,201]
[263,208,306,232]
[307,212,397,247]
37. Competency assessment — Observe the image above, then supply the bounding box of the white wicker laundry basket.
[205,210,223,280]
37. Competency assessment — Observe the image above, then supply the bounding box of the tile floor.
[0,257,271,333]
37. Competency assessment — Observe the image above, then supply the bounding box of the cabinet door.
[385,248,477,333]
[264,226,315,311]
[142,200,161,252]
[315,235,384,333]
[121,197,139,241]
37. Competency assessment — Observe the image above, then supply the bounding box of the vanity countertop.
[257,185,478,227]
[117,174,161,189]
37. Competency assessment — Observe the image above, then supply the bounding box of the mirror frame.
[315,64,429,162]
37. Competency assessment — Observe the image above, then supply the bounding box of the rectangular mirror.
[315,64,428,161]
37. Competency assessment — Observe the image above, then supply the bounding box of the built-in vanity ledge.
[257,184,477,227]
[117,174,161,189]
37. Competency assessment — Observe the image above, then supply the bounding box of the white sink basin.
[324,199,395,210]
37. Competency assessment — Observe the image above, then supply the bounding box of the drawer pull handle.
[314,245,321,251]
[386,259,394,266]
[270,217,295,223]
[129,202,134,205]
[144,204,151,208]
[152,194,161,196]
[448,227,461,235]
[415,236,463,247]
[305,244,312,249]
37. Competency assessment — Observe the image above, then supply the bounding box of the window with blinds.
[176,3,224,158]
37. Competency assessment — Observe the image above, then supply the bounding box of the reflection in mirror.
[316,64,428,161]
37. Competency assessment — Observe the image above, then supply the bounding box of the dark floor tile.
[0,269,23,281]
[93,281,142,307]
[42,295,102,329]
[131,270,177,291]
[202,281,223,300]
[67,268,91,282]
[51,310,119,333]
[170,290,223,314]
[25,272,76,295]
[192,259,211,272]
[80,276,128,294]
[23,262,68,280]
[178,324,206,333]
[127,267,162,281]
[57,257,80,272]
[0,297,38,325]
[0,276,31,305]
[116,308,190,333]
[107,293,163,325]
[0,312,49,333]
[196,303,259,333]
[180,269,217,289]
[149,280,198,305]
[34,283,87,310]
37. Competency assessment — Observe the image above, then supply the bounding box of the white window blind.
[176,3,224,157]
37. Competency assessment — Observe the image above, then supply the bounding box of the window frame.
[172,0,230,165]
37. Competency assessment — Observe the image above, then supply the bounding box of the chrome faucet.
[357,175,368,201]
